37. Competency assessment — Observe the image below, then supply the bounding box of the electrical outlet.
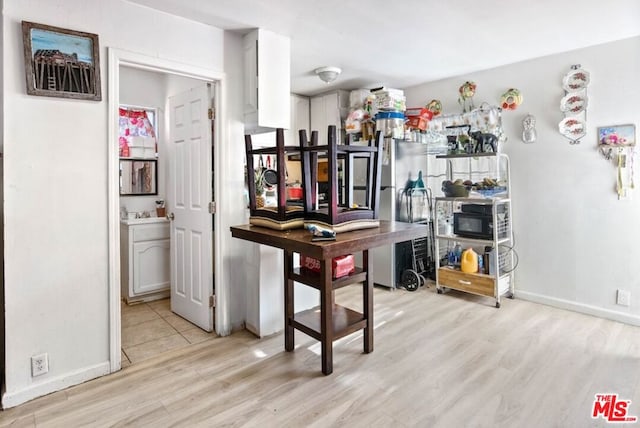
[617,289,631,307]
[31,353,48,377]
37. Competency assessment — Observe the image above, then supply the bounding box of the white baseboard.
[245,321,260,338]
[2,361,111,409]
[517,290,640,326]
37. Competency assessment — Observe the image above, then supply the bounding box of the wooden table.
[230,221,429,375]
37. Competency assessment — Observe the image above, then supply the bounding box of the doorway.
[107,48,225,372]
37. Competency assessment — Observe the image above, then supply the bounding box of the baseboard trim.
[517,290,640,326]
[2,361,111,409]
[245,321,259,337]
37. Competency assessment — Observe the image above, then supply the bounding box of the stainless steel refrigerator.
[352,139,433,288]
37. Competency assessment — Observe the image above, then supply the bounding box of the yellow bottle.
[460,248,478,273]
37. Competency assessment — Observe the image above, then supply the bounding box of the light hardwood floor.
[2,285,639,427]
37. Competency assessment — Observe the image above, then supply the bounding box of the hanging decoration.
[522,114,537,143]
[425,99,443,116]
[500,88,523,110]
[597,124,636,199]
[559,65,589,145]
[458,81,477,113]
[118,107,157,157]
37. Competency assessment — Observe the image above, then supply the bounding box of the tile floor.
[120,298,217,367]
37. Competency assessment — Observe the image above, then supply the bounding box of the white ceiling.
[129,0,640,96]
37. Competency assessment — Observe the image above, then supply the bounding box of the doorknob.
[167,212,175,220]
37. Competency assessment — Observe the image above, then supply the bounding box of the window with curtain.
[119,106,158,195]
[118,106,157,157]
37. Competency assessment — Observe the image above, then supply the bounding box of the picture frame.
[22,21,101,101]
[597,124,636,147]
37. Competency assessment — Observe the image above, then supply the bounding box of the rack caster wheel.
[436,288,443,294]
[401,270,420,292]
[507,293,514,299]
[495,301,501,308]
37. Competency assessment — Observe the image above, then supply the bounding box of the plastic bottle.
[415,170,425,189]
[461,247,479,273]
[453,244,462,266]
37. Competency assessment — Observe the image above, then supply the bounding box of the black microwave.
[453,212,493,239]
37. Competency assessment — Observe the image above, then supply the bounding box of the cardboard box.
[405,108,433,131]
[317,160,329,182]
[301,254,355,279]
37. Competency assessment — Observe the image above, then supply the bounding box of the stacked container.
[372,87,406,139]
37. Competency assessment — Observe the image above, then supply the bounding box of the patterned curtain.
[119,107,157,193]
[118,107,156,155]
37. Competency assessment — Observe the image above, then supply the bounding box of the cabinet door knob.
[167,212,175,220]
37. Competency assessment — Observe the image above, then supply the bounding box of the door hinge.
[208,108,215,120]
[209,295,216,308]
[208,201,216,214]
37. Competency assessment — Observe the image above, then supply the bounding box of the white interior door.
[168,84,214,331]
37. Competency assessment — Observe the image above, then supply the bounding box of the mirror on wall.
[120,159,158,196]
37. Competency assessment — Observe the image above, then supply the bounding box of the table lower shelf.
[291,267,367,290]
[290,304,367,342]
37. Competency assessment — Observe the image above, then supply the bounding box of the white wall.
[404,36,640,324]
[220,32,253,333]
[1,0,255,407]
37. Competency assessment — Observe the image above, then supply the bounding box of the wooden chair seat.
[299,125,383,232]
[245,128,305,230]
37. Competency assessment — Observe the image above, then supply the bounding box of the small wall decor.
[559,64,589,144]
[597,124,636,147]
[425,99,443,117]
[22,21,101,101]
[500,88,523,110]
[522,114,537,143]
[597,124,636,199]
[458,81,476,113]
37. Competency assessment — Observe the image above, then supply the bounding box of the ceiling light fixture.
[315,66,341,84]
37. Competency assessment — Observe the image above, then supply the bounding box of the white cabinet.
[284,94,310,184]
[243,28,291,134]
[288,94,310,142]
[120,218,170,303]
[310,90,349,145]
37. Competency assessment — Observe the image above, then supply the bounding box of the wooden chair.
[245,128,305,230]
[299,125,383,233]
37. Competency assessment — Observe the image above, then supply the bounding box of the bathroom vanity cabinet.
[120,217,170,303]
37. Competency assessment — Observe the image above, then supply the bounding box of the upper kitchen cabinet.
[288,94,310,144]
[244,28,291,134]
[310,90,349,145]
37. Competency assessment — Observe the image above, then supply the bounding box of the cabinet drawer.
[133,223,170,242]
[438,268,494,297]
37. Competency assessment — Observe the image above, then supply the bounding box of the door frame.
[107,48,226,373]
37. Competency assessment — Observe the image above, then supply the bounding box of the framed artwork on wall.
[597,124,636,147]
[21,21,101,101]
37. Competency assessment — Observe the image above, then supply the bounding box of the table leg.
[320,258,333,375]
[284,250,294,352]
[363,249,373,353]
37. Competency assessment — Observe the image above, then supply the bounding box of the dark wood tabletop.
[230,221,429,260]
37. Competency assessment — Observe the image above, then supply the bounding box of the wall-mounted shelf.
[436,152,498,159]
